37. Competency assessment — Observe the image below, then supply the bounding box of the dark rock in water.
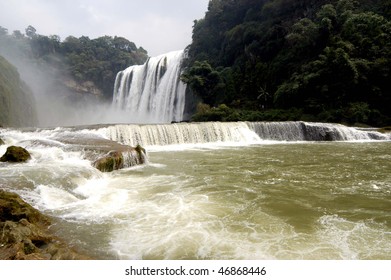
[300,122,340,141]
[323,130,335,141]
[131,145,147,166]
[135,144,146,158]
[0,138,4,145]
[367,132,385,140]
[0,146,31,162]
[93,150,124,172]
[93,145,147,172]
[0,190,88,260]
[57,135,147,172]
[377,127,391,134]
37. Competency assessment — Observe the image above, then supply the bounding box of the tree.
[183,0,391,125]
[113,36,137,52]
[285,18,319,56]
[12,30,24,39]
[342,12,391,58]
[30,35,60,57]
[181,61,224,106]
[25,25,37,38]
[0,26,8,36]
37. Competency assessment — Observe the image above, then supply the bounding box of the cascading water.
[112,50,187,123]
[97,121,390,147]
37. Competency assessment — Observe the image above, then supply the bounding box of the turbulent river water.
[1,122,390,259]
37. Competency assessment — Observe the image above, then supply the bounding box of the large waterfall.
[112,50,187,123]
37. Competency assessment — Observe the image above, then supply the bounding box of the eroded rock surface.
[0,190,88,260]
[0,146,31,162]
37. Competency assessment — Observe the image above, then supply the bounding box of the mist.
[0,44,135,127]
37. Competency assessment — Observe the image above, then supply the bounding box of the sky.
[0,0,210,56]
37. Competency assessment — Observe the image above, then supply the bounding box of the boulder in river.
[0,146,31,162]
[93,150,124,172]
[93,145,147,172]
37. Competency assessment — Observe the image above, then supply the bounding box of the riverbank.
[0,190,89,260]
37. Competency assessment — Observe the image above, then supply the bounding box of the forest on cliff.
[0,25,147,100]
[182,0,391,126]
[1,1,390,127]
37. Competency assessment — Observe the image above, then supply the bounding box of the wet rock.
[0,190,88,260]
[135,144,146,156]
[377,127,391,134]
[93,145,147,172]
[323,130,335,141]
[0,146,31,162]
[93,150,124,172]
[300,123,340,141]
[51,134,147,172]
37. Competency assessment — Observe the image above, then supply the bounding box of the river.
[1,122,390,259]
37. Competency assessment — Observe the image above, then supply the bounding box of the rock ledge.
[0,190,88,260]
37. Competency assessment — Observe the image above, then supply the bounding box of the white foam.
[35,184,80,210]
[317,214,391,259]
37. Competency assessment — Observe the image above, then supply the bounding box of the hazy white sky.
[0,0,210,56]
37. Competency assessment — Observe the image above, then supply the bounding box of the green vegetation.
[0,55,37,126]
[183,0,391,126]
[0,25,148,99]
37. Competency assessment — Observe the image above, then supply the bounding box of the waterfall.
[97,121,390,147]
[248,122,387,141]
[99,122,261,147]
[3,121,387,158]
[112,50,187,123]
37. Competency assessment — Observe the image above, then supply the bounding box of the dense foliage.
[0,55,37,126]
[182,0,391,126]
[0,26,147,99]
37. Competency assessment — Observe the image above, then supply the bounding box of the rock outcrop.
[93,146,147,172]
[62,79,103,97]
[57,135,147,172]
[93,150,124,172]
[0,146,31,162]
[0,190,88,260]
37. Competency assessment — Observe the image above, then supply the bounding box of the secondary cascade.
[112,50,187,124]
[98,121,390,147]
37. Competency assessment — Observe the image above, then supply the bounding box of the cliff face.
[0,55,37,127]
